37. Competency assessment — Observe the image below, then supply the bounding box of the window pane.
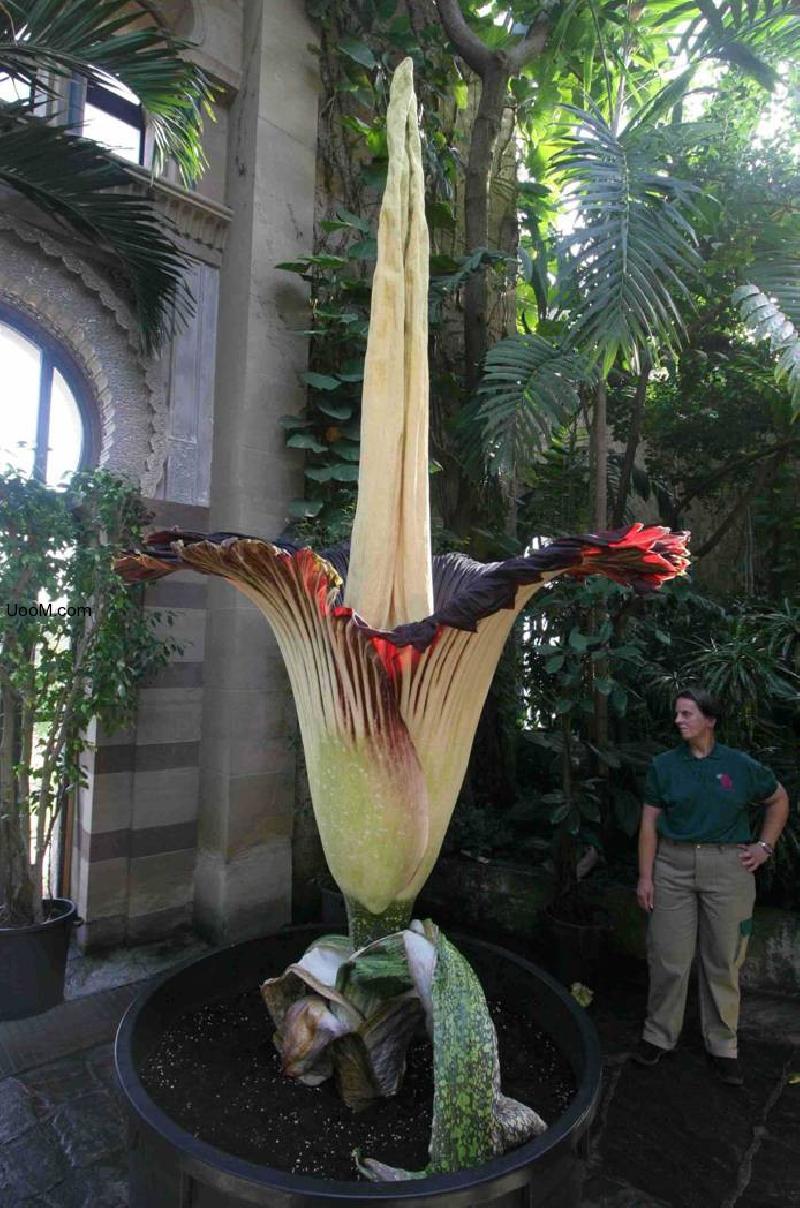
[97,76,140,107]
[47,370,84,485]
[83,104,142,162]
[0,321,40,477]
[0,74,31,105]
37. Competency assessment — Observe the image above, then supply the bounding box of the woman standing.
[634,687,789,1085]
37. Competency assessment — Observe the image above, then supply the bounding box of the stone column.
[194,0,319,942]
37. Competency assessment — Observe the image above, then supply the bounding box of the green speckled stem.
[427,935,496,1173]
[345,897,413,947]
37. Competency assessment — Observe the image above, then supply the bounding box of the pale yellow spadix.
[344,57,433,632]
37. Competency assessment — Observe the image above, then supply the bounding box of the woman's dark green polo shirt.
[644,743,778,843]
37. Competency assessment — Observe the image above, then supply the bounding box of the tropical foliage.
[0,470,179,926]
[0,0,214,350]
[293,0,799,916]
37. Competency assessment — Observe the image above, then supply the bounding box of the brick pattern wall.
[72,501,209,950]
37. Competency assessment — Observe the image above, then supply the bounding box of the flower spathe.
[117,58,689,923]
[118,523,688,917]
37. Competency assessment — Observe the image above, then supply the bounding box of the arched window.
[0,305,96,484]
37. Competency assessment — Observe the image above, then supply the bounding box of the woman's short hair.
[673,686,722,722]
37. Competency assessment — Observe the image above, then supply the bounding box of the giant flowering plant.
[119,61,688,1178]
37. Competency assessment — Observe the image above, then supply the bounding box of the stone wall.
[73,500,210,950]
[62,0,321,949]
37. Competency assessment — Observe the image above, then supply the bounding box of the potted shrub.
[0,469,179,1018]
[115,60,688,1203]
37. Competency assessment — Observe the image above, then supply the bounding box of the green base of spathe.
[345,896,413,947]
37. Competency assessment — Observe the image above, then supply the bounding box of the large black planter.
[0,897,77,1020]
[116,925,602,1208]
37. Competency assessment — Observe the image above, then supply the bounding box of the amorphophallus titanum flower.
[118,58,689,1177]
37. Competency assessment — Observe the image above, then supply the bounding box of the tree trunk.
[612,358,649,528]
[0,681,35,925]
[463,62,508,391]
[590,378,608,531]
[589,379,609,803]
[556,715,578,900]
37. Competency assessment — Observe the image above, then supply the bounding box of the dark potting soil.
[139,962,577,1182]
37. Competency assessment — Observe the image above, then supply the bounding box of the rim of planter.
[116,924,602,1203]
[0,897,76,935]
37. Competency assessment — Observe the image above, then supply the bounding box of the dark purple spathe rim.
[115,926,602,1202]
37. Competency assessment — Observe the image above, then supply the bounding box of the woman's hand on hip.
[637,877,655,911]
[737,843,769,873]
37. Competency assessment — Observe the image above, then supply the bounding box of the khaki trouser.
[643,837,756,1057]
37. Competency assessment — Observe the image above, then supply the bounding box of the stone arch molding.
[0,216,169,495]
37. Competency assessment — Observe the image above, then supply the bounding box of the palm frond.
[465,334,593,478]
[0,0,214,184]
[680,0,800,90]
[0,117,192,353]
[733,260,800,418]
[553,106,701,370]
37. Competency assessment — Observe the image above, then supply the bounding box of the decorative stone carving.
[121,168,232,266]
[0,213,169,495]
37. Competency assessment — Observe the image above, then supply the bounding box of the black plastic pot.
[0,897,77,1020]
[116,925,602,1208]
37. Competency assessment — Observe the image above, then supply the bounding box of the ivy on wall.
[280,0,518,542]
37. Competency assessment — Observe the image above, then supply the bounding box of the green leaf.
[426,200,457,232]
[305,466,334,482]
[612,645,642,662]
[348,237,378,261]
[286,499,324,519]
[549,800,571,824]
[278,415,312,430]
[594,676,614,696]
[302,372,341,391]
[328,464,360,481]
[320,206,371,235]
[554,105,701,364]
[545,653,565,674]
[287,433,327,453]
[316,401,353,420]
[468,335,590,478]
[453,80,468,110]
[611,687,628,716]
[569,628,590,653]
[337,37,376,69]
[733,269,800,418]
[333,443,361,462]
